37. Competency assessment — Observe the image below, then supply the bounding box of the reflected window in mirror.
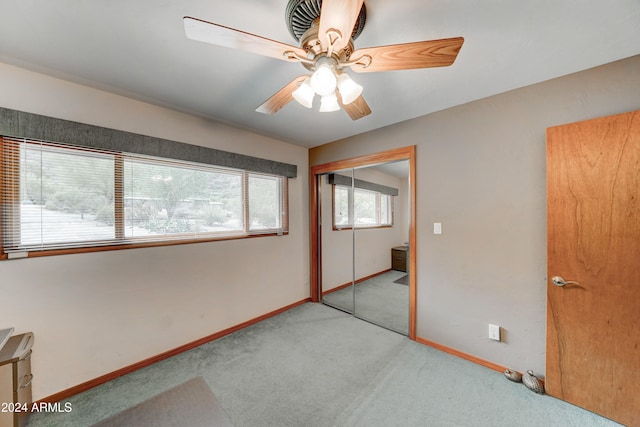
[332,184,393,230]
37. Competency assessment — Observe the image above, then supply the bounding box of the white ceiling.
[1,1,639,148]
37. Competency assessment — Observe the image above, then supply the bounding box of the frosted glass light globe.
[337,73,363,105]
[319,93,340,112]
[292,78,314,108]
[310,62,337,96]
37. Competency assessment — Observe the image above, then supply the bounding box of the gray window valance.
[328,174,399,196]
[0,107,297,178]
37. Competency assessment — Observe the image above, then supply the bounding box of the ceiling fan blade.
[349,37,464,73]
[339,95,371,121]
[256,75,308,115]
[318,0,364,52]
[184,16,307,63]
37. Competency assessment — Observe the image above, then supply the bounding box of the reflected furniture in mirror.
[391,246,408,272]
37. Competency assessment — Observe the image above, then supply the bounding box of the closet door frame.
[310,146,417,339]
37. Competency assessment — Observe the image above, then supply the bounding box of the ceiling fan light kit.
[184,0,464,120]
[294,55,363,109]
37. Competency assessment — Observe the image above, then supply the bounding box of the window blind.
[1,137,288,254]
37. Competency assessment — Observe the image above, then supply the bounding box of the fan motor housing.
[285,0,366,42]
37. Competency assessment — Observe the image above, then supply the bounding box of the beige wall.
[0,62,309,399]
[310,55,640,375]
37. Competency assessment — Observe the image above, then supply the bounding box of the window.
[333,184,393,229]
[1,137,288,256]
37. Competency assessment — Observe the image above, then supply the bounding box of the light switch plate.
[433,222,442,234]
[489,324,501,341]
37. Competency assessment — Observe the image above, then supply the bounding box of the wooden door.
[546,110,640,427]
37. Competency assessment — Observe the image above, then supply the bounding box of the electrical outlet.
[489,324,501,341]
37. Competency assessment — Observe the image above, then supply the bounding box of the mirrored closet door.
[319,160,410,335]
[321,168,355,314]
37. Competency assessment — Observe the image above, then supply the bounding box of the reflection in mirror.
[320,168,354,314]
[320,160,410,335]
[353,161,409,334]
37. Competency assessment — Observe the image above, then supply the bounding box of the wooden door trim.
[310,146,417,339]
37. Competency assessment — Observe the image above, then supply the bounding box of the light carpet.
[27,303,622,427]
[90,376,232,427]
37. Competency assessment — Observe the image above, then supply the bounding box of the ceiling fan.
[184,0,464,120]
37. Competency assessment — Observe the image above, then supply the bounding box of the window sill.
[332,225,393,231]
[0,231,289,260]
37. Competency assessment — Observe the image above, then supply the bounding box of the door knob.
[551,276,580,287]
